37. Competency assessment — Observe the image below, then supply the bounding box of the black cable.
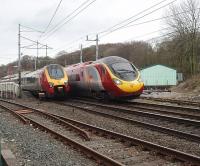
[99,0,172,35]
[41,0,63,36]
[99,0,178,40]
[41,0,96,40]
[51,7,199,54]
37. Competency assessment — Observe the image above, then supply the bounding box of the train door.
[86,66,103,92]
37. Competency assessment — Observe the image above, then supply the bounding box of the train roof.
[65,56,130,70]
[95,56,129,65]
[1,71,31,80]
[24,69,43,78]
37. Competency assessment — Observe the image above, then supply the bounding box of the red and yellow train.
[65,56,144,99]
[0,64,70,98]
[22,64,70,98]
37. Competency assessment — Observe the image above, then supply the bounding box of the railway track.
[0,99,200,165]
[141,96,200,107]
[122,101,200,120]
[71,99,200,126]
[0,100,121,165]
[58,99,200,143]
[75,97,200,119]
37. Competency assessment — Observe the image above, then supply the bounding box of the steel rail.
[47,111,200,165]
[75,96,200,112]
[1,99,200,164]
[128,100,200,113]
[0,103,27,124]
[118,101,200,121]
[39,110,91,141]
[72,99,200,127]
[74,97,200,120]
[57,102,200,143]
[21,112,124,166]
[0,100,124,166]
[141,96,200,107]
[0,99,90,141]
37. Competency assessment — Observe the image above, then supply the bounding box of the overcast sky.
[0,0,182,65]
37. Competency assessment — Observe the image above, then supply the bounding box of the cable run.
[41,0,97,41]
[98,0,171,35]
[39,0,63,39]
[51,4,198,55]
[50,0,177,55]
[99,0,178,39]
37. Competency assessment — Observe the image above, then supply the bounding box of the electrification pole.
[35,41,39,70]
[18,24,22,98]
[86,34,99,60]
[80,44,83,63]
[96,34,99,60]
[45,44,48,57]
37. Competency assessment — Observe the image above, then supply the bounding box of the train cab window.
[109,62,137,81]
[27,77,35,83]
[47,65,64,79]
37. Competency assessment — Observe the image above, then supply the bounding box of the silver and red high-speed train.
[65,56,144,99]
[1,64,70,98]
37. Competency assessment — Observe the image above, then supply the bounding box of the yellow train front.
[98,56,144,99]
[65,56,144,100]
[22,64,70,98]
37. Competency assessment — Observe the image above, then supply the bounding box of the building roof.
[140,64,176,71]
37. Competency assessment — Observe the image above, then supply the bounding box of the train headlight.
[64,80,68,85]
[49,82,54,88]
[113,78,122,85]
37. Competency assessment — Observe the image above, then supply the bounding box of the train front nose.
[112,78,144,98]
[117,80,144,93]
[53,80,69,92]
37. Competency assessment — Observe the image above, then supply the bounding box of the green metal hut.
[140,64,177,88]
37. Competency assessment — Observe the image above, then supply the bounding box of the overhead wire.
[99,0,178,39]
[39,0,63,39]
[50,6,200,55]
[50,0,184,57]
[20,25,44,33]
[49,31,96,54]
[123,7,200,29]
[125,27,171,42]
[41,0,97,41]
[50,0,171,54]
[98,0,170,35]
[51,0,178,54]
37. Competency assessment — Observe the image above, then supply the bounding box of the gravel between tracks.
[14,97,200,158]
[0,108,97,166]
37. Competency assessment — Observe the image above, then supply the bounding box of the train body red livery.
[22,64,70,98]
[65,56,144,99]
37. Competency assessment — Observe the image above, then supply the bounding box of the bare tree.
[166,0,200,75]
